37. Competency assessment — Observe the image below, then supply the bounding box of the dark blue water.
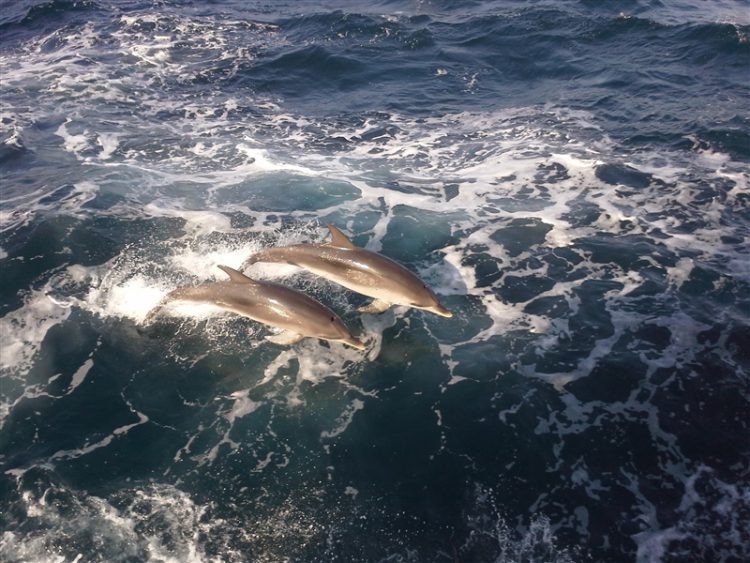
[1,1,749,561]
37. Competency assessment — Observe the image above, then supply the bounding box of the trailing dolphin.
[145,265,365,350]
[243,225,453,318]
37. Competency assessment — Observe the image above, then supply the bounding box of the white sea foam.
[666,257,695,288]
[0,178,99,236]
[55,120,91,158]
[49,391,149,462]
[0,479,214,563]
[633,466,750,563]
[142,205,233,236]
[204,390,262,464]
[320,398,365,439]
[97,133,120,160]
[645,1,750,26]
[97,275,170,323]
[68,358,94,392]
[168,246,256,281]
[0,291,71,375]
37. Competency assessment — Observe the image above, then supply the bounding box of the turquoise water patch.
[215,173,360,211]
[381,205,462,261]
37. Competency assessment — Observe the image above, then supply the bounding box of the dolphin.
[243,225,453,318]
[145,265,365,350]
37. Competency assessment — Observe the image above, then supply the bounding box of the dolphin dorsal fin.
[326,224,357,250]
[218,265,256,284]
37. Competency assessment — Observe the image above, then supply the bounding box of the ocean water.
[1,0,748,561]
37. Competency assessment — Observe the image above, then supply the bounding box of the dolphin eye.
[330,316,335,322]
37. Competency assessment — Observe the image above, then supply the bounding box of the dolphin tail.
[143,300,168,324]
[241,251,270,270]
[241,254,259,269]
[142,287,193,324]
[242,249,292,270]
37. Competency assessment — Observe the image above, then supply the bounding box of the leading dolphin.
[243,225,453,317]
[145,265,365,350]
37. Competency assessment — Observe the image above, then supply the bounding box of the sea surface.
[1,1,749,561]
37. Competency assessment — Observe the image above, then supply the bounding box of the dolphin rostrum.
[243,225,453,318]
[145,265,365,350]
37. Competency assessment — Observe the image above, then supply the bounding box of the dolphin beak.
[343,337,366,351]
[432,304,453,318]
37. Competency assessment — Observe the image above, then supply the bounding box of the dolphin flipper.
[357,299,391,314]
[266,330,304,345]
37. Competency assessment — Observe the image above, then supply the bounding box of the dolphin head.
[319,313,366,350]
[339,335,367,350]
[421,302,453,318]
[407,284,453,318]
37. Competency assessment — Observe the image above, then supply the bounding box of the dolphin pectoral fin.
[266,331,304,346]
[218,265,257,284]
[357,299,391,314]
[326,224,357,250]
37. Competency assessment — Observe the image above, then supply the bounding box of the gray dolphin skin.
[146,265,365,350]
[243,225,453,318]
